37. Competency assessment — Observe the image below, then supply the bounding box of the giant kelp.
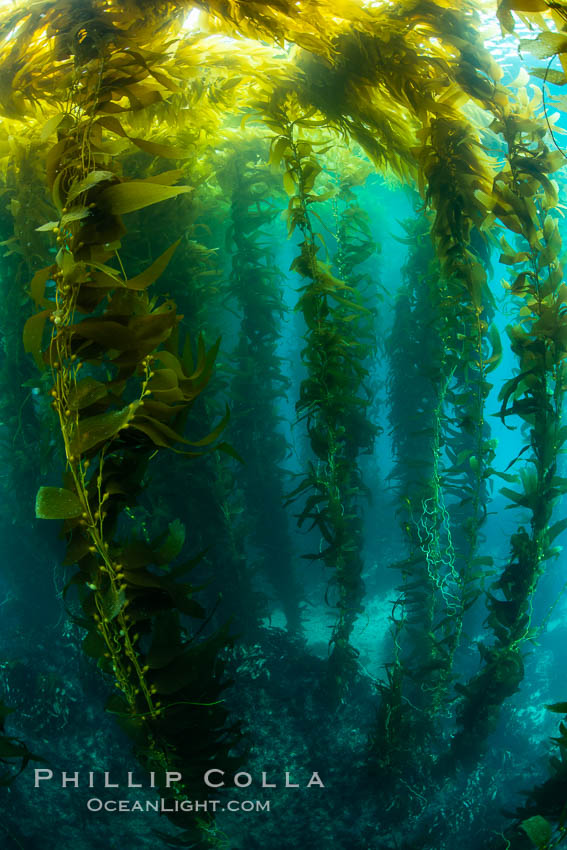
[218,139,303,634]
[1,1,567,849]
[2,5,246,847]
[451,76,567,765]
[260,94,378,698]
[373,210,460,787]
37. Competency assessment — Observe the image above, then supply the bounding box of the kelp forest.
[2,0,567,848]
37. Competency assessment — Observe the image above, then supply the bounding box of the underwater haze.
[1,0,567,848]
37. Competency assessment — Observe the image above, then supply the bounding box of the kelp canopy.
[2,0,567,848]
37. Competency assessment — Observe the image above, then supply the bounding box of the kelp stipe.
[371,211,451,785]
[494,6,567,836]
[451,78,567,764]
[368,208,486,800]
[220,140,302,635]
[154,207,267,642]
[259,95,377,700]
[8,5,243,846]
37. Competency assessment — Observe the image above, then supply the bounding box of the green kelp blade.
[23,309,51,370]
[99,181,192,215]
[66,170,115,204]
[125,239,181,290]
[36,486,83,519]
[520,815,552,848]
[70,405,137,456]
[66,377,108,410]
[546,702,567,713]
[155,519,186,564]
